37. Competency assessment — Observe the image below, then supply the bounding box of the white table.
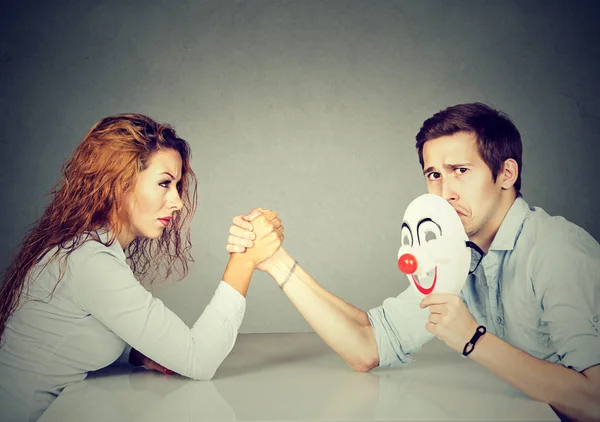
[39,333,559,421]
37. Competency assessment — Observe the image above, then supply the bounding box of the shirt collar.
[92,227,127,261]
[488,196,531,252]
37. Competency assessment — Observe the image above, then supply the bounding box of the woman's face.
[118,149,184,248]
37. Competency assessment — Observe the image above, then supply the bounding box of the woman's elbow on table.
[187,366,218,381]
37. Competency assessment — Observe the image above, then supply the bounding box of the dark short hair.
[415,102,522,193]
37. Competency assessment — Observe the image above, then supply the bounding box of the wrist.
[462,324,487,358]
[266,249,295,279]
[229,253,257,271]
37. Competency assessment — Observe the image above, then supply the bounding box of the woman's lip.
[158,218,170,227]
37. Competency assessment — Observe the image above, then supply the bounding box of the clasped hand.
[226,208,284,270]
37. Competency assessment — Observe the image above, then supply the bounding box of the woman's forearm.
[222,254,256,297]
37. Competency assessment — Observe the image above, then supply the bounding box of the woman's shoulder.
[68,231,126,266]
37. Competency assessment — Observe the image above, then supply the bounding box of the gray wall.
[1,0,599,333]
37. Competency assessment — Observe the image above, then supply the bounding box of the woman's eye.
[159,180,171,188]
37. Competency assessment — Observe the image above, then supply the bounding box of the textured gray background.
[1,0,599,333]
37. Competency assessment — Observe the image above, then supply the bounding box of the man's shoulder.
[520,205,596,246]
[517,205,599,270]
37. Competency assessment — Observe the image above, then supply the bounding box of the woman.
[0,114,283,421]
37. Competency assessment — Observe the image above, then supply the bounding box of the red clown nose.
[398,253,418,274]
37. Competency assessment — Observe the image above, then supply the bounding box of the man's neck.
[470,191,517,254]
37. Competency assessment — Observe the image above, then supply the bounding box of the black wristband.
[462,325,486,357]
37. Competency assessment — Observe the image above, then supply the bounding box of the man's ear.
[500,158,518,190]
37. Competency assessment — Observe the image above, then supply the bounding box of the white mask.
[397,193,471,295]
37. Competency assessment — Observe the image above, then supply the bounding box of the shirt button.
[496,316,503,324]
[593,316,599,323]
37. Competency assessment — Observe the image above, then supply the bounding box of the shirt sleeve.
[72,247,246,380]
[531,227,600,372]
[367,286,435,367]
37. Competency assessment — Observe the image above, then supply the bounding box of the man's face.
[422,131,504,244]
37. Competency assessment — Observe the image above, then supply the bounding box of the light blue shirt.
[0,230,246,422]
[368,197,600,372]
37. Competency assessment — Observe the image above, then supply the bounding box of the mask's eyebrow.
[417,218,442,233]
[401,222,413,246]
[416,218,442,244]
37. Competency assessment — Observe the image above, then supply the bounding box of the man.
[228,103,600,421]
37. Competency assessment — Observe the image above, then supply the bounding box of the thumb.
[243,208,263,221]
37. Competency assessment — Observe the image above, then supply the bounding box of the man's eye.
[457,168,468,174]
[426,172,440,181]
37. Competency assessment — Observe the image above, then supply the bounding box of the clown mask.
[397,193,471,296]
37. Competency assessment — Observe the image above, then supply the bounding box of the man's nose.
[441,179,458,202]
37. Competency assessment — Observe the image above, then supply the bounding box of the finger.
[226,244,246,253]
[145,360,168,374]
[276,225,284,237]
[420,293,450,308]
[260,210,277,221]
[428,304,445,315]
[425,322,436,335]
[428,313,441,324]
[270,217,282,230]
[244,208,264,222]
[232,215,254,231]
[229,225,256,240]
[228,234,254,248]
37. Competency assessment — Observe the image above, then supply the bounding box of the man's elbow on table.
[346,326,380,373]
[349,354,379,373]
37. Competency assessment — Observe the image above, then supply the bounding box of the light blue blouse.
[0,231,245,421]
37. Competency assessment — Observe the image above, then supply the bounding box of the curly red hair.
[0,114,198,340]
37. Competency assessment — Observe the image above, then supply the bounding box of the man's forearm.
[266,249,379,371]
[470,332,600,421]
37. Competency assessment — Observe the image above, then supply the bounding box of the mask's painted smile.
[412,266,437,295]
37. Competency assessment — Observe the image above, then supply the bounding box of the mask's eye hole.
[401,224,413,247]
[417,219,442,244]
